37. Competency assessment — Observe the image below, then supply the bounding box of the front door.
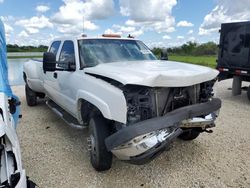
[43,40,62,103]
[55,40,77,115]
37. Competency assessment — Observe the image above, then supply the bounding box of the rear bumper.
[217,66,250,81]
[105,98,221,163]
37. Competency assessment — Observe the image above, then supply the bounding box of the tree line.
[7,44,48,52]
[6,41,218,56]
[152,41,218,57]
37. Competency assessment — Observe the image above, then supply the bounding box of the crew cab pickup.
[23,34,221,171]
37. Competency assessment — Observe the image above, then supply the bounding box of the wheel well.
[23,72,45,98]
[77,99,103,125]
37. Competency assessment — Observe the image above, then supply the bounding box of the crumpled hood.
[84,60,219,87]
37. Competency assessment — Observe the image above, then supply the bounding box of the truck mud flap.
[105,98,221,151]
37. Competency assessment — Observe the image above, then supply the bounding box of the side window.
[58,41,75,69]
[49,41,61,55]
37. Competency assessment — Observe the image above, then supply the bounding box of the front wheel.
[178,129,200,141]
[88,115,112,171]
[25,84,37,106]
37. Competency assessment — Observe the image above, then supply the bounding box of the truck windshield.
[78,39,157,68]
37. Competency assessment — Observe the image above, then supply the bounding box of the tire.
[247,86,250,101]
[88,115,112,171]
[25,84,37,106]
[178,129,200,141]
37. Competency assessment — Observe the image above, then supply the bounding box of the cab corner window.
[58,40,76,71]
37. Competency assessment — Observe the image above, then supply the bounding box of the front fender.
[76,84,127,124]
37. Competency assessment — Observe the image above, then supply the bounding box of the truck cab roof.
[52,34,138,43]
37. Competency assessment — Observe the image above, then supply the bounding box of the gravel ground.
[13,79,250,188]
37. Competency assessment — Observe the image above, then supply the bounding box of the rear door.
[55,40,77,115]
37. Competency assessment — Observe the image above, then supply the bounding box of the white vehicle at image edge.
[23,34,222,171]
[0,94,26,188]
[0,20,35,187]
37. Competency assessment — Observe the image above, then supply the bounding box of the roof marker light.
[102,34,121,38]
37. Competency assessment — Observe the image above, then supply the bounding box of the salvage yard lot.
[168,55,217,68]
[13,79,250,188]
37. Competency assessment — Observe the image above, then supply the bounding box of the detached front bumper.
[105,98,221,164]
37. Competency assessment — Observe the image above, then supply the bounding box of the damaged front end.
[106,80,221,164]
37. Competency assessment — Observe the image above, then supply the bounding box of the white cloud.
[130,29,143,37]
[57,21,98,35]
[177,21,194,27]
[163,35,171,40]
[147,40,189,48]
[14,33,57,46]
[188,30,193,34]
[120,0,176,22]
[177,36,184,39]
[125,20,136,26]
[147,41,164,48]
[0,16,14,42]
[188,36,195,42]
[113,24,135,33]
[18,30,29,37]
[104,28,122,35]
[26,27,39,34]
[15,15,53,34]
[148,36,200,48]
[120,0,177,34]
[52,0,114,34]
[0,16,15,22]
[36,5,50,13]
[52,0,114,24]
[105,24,143,37]
[4,23,13,34]
[199,0,250,35]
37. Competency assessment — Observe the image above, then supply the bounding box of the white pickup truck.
[23,34,221,171]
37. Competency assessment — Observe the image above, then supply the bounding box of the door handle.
[53,72,57,79]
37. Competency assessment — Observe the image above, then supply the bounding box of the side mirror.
[160,49,168,60]
[43,52,56,72]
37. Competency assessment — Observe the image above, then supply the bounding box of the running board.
[46,99,87,129]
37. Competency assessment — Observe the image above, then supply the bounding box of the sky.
[0,0,250,48]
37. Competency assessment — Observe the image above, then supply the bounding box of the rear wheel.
[25,84,37,106]
[178,129,200,141]
[88,115,112,171]
[247,86,250,101]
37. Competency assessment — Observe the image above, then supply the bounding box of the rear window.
[49,41,61,56]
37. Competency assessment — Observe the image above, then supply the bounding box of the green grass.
[168,55,217,68]
[7,56,42,59]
